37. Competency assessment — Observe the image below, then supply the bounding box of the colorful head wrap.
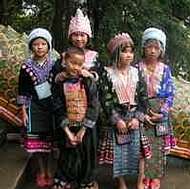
[28,28,52,50]
[142,27,166,52]
[107,32,134,54]
[68,8,92,38]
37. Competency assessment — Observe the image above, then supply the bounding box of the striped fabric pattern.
[113,129,141,177]
[105,66,139,105]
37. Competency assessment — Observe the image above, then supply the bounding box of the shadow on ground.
[20,155,190,189]
[0,142,190,189]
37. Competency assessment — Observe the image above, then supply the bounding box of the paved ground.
[20,156,190,189]
[0,142,190,189]
[0,142,28,189]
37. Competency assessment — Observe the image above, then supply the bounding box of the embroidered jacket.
[17,58,54,106]
[98,65,147,126]
[138,61,175,115]
[51,66,99,129]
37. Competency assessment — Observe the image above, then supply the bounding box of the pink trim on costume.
[84,50,98,69]
[24,139,52,153]
[140,62,164,97]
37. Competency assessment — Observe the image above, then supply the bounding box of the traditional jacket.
[51,65,99,130]
[98,65,147,125]
[138,61,175,115]
[17,58,54,106]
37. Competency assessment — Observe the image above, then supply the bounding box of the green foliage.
[92,0,190,80]
[1,0,190,79]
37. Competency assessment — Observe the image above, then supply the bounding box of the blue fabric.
[113,129,141,177]
[157,65,175,114]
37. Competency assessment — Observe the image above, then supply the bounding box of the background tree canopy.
[0,0,190,79]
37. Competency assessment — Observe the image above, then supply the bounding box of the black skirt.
[23,98,54,152]
[27,98,53,135]
[55,126,97,186]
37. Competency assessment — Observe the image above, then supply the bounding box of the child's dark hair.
[109,43,135,66]
[65,47,85,60]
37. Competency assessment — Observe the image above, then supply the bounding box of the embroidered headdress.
[107,32,134,54]
[28,28,52,50]
[68,8,92,38]
[142,27,166,52]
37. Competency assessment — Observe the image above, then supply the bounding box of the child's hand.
[21,107,28,126]
[68,132,78,146]
[76,127,86,143]
[55,71,68,83]
[149,110,163,122]
[128,118,139,129]
[80,69,93,78]
[64,127,78,146]
[144,114,155,125]
[116,119,128,134]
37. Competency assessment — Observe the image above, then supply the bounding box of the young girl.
[54,8,99,83]
[137,27,175,189]
[17,28,54,188]
[51,47,99,189]
[98,33,147,189]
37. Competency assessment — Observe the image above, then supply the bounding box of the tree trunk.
[51,0,78,53]
[0,0,8,25]
[51,0,65,53]
[87,0,100,37]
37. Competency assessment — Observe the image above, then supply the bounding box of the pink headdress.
[68,8,92,38]
[107,33,134,54]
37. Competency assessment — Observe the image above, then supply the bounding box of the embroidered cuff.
[161,104,169,115]
[91,71,99,81]
[135,111,145,122]
[60,118,70,129]
[83,118,96,128]
[111,110,121,125]
[17,95,31,107]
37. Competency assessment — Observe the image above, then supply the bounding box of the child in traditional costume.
[51,47,99,189]
[98,33,148,189]
[17,28,54,188]
[54,8,99,83]
[137,27,175,189]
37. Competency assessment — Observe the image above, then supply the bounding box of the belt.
[120,104,137,112]
[68,121,83,127]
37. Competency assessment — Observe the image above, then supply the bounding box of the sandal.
[150,179,160,189]
[36,174,47,188]
[52,178,71,189]
[93,181,99,189]
[143,178,150,189]
[80,181,98,189]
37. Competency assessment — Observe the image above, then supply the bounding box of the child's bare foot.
[116,176,128,189]
[93,181,99,189]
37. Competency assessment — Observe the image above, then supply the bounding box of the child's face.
[31,38,49,59]
[65,54,85,76]
[70,32,88,49]
[118,46,134,66]
[144,41,161,60]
